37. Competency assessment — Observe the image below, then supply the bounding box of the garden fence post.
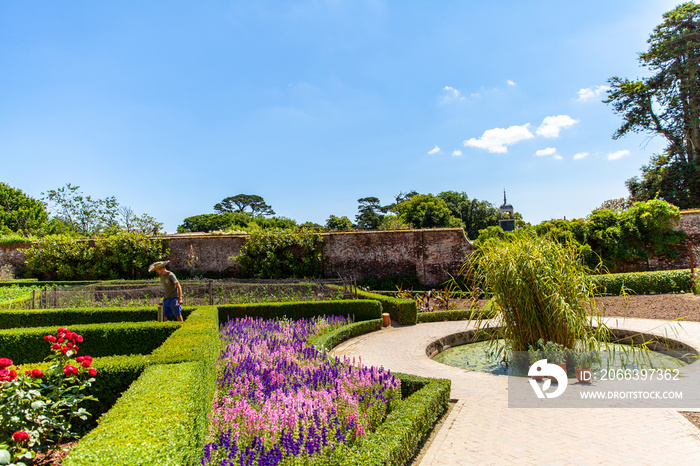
[43,286,47,309]
[32,289,36,309]
[157,302,164,322]
[209,280,213,305]
[53,287,58,308]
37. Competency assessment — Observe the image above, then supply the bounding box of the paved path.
[330,318,700,465]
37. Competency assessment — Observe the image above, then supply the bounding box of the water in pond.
[432,339,690,376]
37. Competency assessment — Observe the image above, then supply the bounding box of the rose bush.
[0,328,97,466]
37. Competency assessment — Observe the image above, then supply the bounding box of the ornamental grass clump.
[0,328,97,465]
[203,316,401,465]
[464,232,610,358]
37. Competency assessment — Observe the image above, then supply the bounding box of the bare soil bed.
[595,293,700,321]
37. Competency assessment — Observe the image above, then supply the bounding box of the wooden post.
[43,286,47,309]
[208,280,214,305]
[53,287,58,308]
[157,302,164,322]
[32,289,36,310]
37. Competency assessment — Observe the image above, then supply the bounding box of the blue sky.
[0,0,686,233]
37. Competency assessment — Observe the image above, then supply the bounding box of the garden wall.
[166,228,473,285]
[647,210,700,271]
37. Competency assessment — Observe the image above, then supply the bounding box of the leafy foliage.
[437,191,499,239]
[394,194,462,229]
[605,2,700,208]
[325,214,353,231]
[231,228,323,278]
[355,197,387,230]
[0,183,48,237]
[482,199,685,271]
[25,232,169,280]
[177,212,297,233]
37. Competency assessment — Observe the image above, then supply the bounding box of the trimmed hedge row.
[346,373,451,465]
[591,269,693,295]
[63,307,220,466]
[417,308,495,323]
[217,299,382,325]
[355,290,417,325]
[309,319,383,352]
[64,362,204,466]
[0,306,195,329]
[0,321,180,364]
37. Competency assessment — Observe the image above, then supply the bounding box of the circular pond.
[432,339,690,377]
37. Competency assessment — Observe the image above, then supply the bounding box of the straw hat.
[148,260,170,272]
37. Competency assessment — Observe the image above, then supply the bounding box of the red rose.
[63,364,78,376]
[61,347,69,354]
[58,337,64,343]
[65,331,73,340]
[25,370,32,376]
[57,327,67,335]
[81,360,92,368]
[52,343,61,350]
[8,369,17,380]
[0,358,13,369]
[66,342,73,348]
[88,368,97,377]
[76,356,85,363]
[73,345,79,352]
[75,334,83,343]
[12,431,30,442]
[32,368,44,377]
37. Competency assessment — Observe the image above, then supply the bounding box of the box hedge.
[0,306,195,329]
[416,308,495,323]
[591,269,693,295]
[0,321,180,364]
[310,319,383,352]
[64,362,205,466]
[355,290,417,325]
[344,373,451,465]
[217,299,382,324]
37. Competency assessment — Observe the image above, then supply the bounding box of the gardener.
[148,260,183,322]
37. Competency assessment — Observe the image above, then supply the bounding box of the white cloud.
[506,79,517,87]
[463,124,534,154]
[573,152,589,160]
[536,115,579,138]
[607,149,631,160]
[428,145,440,155]
[452,150,462,157]
[443,86,464,101]
[535,147,557,157]
[577,85,610,102]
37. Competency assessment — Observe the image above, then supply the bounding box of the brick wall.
[647,210,700,271]
[320,228,473,285]
[0,229,473,285]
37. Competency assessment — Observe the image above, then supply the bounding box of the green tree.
[437,191,499,239]
[605,2,700,208]
[395,194,462,229]
[355,197,387,230]
[42,184,119,236]
[325,215,353,231]
[214,194,275,217]
[0,183,48,235]
[177,212,253,233]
